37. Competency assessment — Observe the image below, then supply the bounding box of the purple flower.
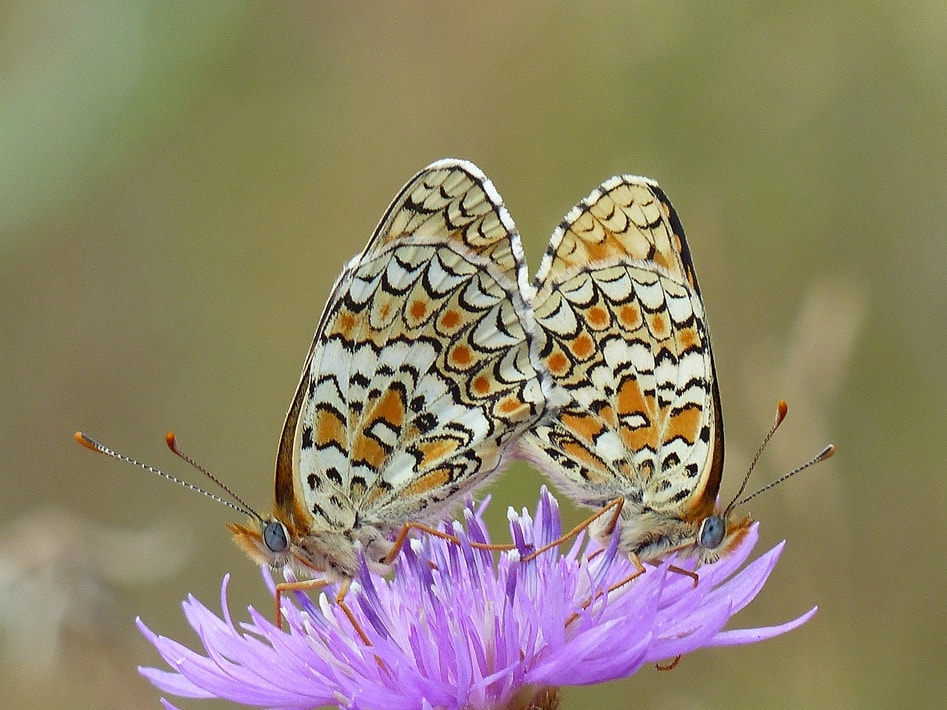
[138,489,815,709]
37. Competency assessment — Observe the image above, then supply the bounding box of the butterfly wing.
[278,159,548,535]
[521,176,723,524]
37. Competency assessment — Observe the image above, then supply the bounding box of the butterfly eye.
[697,515,725,550]
[263,520,289,553]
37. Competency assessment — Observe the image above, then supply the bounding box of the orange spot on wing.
[667,406,701,446]
[571,334,594,359]
[336,311,357,338]
[452,344,472,366]
[410,299,427,321]
[617,378,650,419]
[372,389,405,428]
[561,411,605,442]
[588,306,608,327]
[497,396,526,416]
[350,477,367,498]
[418,438,459,467]
[403,468,451,497]
[619,304,641,330]
[622,425,657,453]
[441,310,461,329]
[617,379,658,452]
[677,326,698,350]
[597,404,618,427]
[584,231,618,263]
[353,433,386,470]
[547,350,569,376]
[315,409,346,448]
[650,313,666,336]
[473,375,491,395]
[561,438,605,472]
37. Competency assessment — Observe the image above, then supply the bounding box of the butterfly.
[78,159,553,627]
[519,175,774,570]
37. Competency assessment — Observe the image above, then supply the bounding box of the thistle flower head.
[139,489,815,709]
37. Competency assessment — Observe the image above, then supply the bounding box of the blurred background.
[1,2,943,708]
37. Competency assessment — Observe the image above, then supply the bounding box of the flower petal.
[139,491,814,708]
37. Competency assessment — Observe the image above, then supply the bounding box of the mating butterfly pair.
[231,157,758,583]
[79,159,815,619]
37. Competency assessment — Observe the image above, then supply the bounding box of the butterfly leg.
[668,564,699,587]
[384,521,453,565]
[521,497,625,562]
[661,541,701,586]
[274,577,330,630]
[332,579,373,645]
[592,552,647,600]
[564,551,646,627]
[602,556,699,599]
[567,561,695,629]
[274,577,371,645]
[383,521,514,566]
[656,655,682,671]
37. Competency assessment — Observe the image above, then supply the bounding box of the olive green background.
[2,3,943,708]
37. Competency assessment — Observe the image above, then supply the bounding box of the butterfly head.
[227,517,355,580]
[694,408,836,564]
[605,502,753,567]
[228,510,400,583]
[609,402,835,566]
[691,507,754,563]
[228,517,297,573]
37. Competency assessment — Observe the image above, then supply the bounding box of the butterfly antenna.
[736,443,835,508]
[164,432,264,521]
[74,431,258,520]
[723,400,789,516]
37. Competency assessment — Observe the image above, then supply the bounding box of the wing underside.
[279,160,548,532]
[522,176,723,517]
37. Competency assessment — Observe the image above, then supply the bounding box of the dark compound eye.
[263,520,289,553]
[697,515,725,550]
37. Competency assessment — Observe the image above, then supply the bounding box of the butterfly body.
[229,159,552,585]
[520,176,751,566]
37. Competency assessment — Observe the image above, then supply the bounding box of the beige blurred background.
[2,3,943,708]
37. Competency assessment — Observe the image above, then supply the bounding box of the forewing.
[523,176,723,519]
[284,160,547,531]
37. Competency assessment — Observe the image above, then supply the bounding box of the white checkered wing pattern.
[521,176,725,526]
